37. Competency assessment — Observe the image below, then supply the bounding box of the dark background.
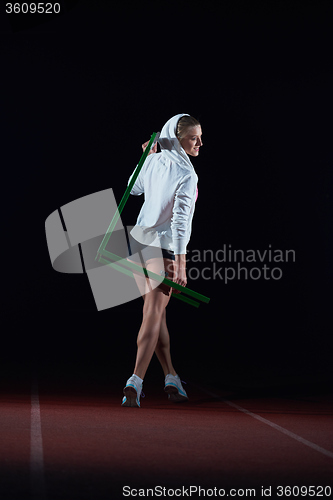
[1,0,332,393]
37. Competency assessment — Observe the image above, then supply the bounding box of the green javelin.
[95,132,158,261]
[98,255,202,308]
[98,249,210,308]
[95,131,210,307]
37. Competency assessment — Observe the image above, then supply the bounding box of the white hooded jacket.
[128,113,198,255]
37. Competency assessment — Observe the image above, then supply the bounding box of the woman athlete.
[122,113,203,407]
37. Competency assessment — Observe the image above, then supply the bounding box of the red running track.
[0,379,332,500]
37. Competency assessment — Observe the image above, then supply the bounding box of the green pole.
[95,132,158,260]
[94,131,211,307]
[98,250,210,305]
[98,256,201,308]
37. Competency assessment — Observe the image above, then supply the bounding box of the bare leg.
[154,309,177,377]
[132,258,174,380]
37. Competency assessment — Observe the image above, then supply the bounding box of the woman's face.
[180,125,203,157]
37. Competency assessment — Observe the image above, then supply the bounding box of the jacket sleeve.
[171,173,197,255]
[127,165,144,196]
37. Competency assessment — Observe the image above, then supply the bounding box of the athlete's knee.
[142,294,167,318]
[137,329,157,346]
[142,302,165,319]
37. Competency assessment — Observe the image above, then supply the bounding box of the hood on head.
[158,113,189,153]
[158,113,193,170]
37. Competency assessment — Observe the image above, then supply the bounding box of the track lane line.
[31,380,47,499]
[200,386,333,459]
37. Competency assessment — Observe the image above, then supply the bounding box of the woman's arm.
[142,140,157,155]
[127,140,157,195]
[173,254,187,294]
[171,175,197,293]
[171,174,197,255]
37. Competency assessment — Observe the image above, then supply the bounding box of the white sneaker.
[121,375,143,407]
[164,374,188,402]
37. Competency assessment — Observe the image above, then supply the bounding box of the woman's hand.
[172,255,187,294]
[142,140,157,155]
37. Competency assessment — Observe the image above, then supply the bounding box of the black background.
[1,0,332,393]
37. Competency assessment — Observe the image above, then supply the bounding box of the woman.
[122,113,203,407]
